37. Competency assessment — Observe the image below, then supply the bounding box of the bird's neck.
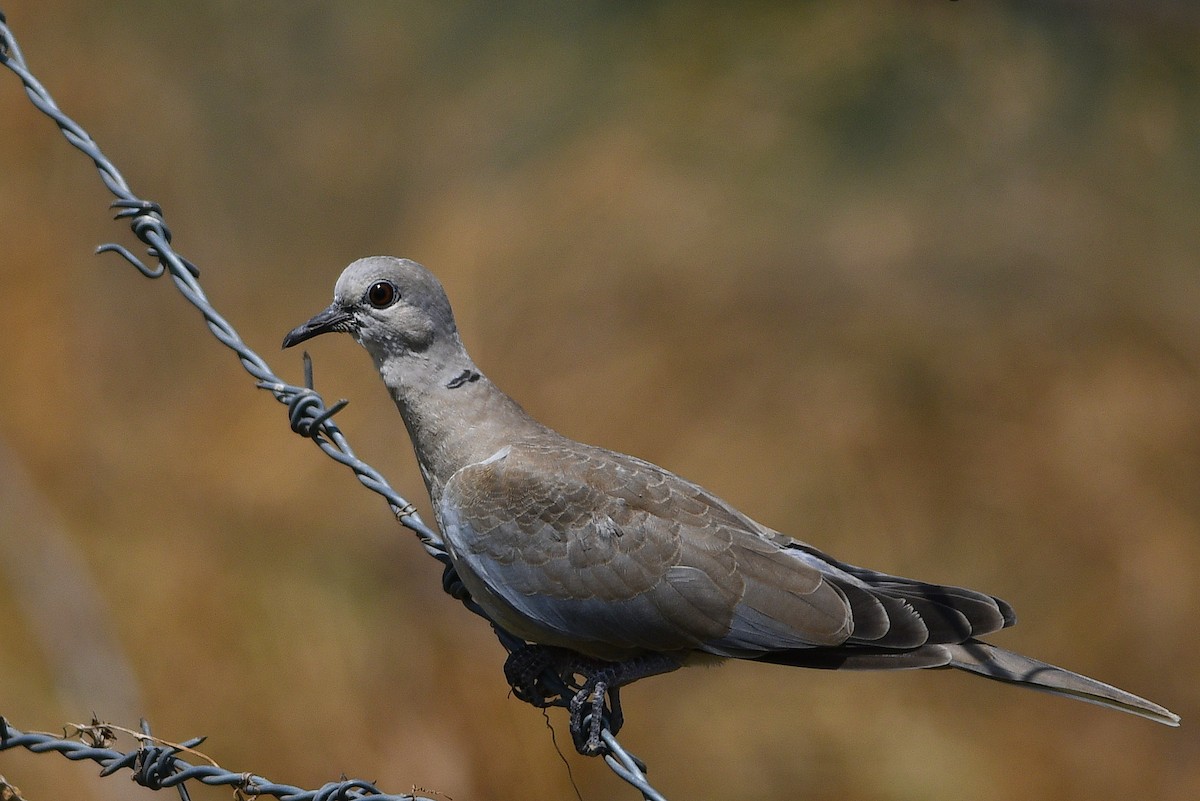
[375,342,547,503]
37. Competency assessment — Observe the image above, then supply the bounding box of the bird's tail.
[946,639,1179,727]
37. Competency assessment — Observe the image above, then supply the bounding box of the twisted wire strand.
[0,9,662,801]
[0,719,428,801]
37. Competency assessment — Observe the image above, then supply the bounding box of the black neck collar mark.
[446,368,482,389]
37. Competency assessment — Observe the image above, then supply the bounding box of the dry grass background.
[1,2,1197,799]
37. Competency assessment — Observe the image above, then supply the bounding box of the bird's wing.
[438,440,863,660]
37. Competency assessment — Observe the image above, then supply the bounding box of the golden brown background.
[1,2,1197,799]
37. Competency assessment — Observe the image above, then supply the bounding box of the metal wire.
[0,719,431,801]
[0,9,664,801]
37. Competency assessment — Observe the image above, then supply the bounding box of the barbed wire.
[0,718,439,801]
[0,9,665,801]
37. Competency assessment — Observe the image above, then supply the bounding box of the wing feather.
[438,439,1014,665]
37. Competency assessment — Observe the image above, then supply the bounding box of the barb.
[0,718,428,801]
[0,774,28,801]
[0,9,661,800]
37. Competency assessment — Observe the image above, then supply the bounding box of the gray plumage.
[283,256,1179,731]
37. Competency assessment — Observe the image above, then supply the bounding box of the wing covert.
[437,441,856,660]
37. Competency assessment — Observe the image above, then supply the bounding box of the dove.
[284,256,1178,753]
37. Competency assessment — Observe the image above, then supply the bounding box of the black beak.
[282,304,355,349]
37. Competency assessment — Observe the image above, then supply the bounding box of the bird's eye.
[366,281,398,308]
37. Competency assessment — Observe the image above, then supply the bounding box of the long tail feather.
[947,640,1180,727]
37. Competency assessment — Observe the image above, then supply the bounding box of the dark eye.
[366,281,398,308]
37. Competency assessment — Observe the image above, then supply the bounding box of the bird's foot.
[565,652,682,756]
[502,643,579,708]
[569,674,623,756]
[505,646,682,756]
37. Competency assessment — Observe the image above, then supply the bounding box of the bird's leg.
[567,653,682,756]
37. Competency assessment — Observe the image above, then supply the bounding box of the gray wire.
[0,719,431,801]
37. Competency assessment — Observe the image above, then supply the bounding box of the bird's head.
[283,256,459,362]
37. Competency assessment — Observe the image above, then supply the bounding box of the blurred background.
[1,1,1197,799]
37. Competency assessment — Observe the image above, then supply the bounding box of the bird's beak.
[282,304,355,349]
